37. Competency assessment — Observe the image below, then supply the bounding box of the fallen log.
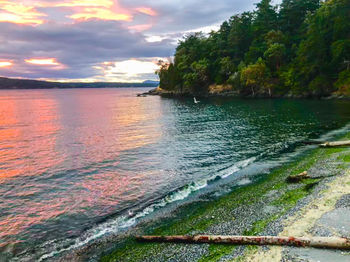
[320,141,350,148]
[286,171,310,183]
[137,235,350,250]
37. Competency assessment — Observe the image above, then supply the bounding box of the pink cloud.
[0,1,46,25]
[128,23,153,32]
[135,7,157,16]
[0,1,158,25]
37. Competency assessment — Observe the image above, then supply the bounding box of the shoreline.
[141,87,350,100]
[95,134,350,261]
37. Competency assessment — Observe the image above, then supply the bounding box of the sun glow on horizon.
[25,58,61,66]
[91,59,161,82]
[0,61,13,67]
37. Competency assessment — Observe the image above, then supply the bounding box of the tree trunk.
[320,141,350,147]
[251,87,255,96]
[137,235,350,250]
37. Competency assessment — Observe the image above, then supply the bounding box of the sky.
[0,0,280,82]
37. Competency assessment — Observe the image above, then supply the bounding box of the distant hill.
[0,77,159,89]
[143,80,159,85]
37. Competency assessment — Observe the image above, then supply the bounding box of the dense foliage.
[157,0,350,97]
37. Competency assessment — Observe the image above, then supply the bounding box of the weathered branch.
[137,235,350,250]
[320,141,350,148]
[286,171,310,183]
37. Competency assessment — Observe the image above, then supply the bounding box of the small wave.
[237,178,252,186]
[34,119,350,261]
[37,157,257,261]
[219,157,256,179]
[39,122,350,261]
[318,122,350,142]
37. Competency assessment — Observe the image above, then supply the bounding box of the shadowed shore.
[64,133,350,262]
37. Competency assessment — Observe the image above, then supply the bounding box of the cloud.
[95,59,160,82]
[0,61,12,67]
[120,0,259,34]
[0,0,282,81]
[0,1,46,25]
[58,0,133,22]
[25,58,61,66]
[0,20,174,81]
[135,7,157,17]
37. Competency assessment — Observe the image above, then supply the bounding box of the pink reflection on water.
[0,198,71,243]
[0,89,163,253]
[0,92,64,248]
[77,171,146,215]
[0,92,62,183]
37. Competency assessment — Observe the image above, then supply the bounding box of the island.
[154,0,349,98]
[0,77,159,89]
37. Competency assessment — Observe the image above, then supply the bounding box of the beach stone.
[335,194,350,208]
[263,205,278,215]
[285,247,350,262]
[316,207,350,237]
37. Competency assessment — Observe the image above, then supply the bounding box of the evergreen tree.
[157,0,350,98]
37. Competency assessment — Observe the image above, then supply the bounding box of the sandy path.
[243,169,350,262]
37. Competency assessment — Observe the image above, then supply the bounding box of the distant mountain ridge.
[0,77,159,89]
[142,80,160,85]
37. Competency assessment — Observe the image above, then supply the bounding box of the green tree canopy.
[157,0,350,98]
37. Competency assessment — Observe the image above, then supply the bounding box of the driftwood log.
[286,171,310,183]
[137,235,350,250]
[320,141,350,148]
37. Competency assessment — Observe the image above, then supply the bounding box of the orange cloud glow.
[0,1,46,25]
[25,58,61,66]
[0,61,12,67]
[128,23,153,32]
[96,59,160,82]
[70,8,131,21]
[135,7,157,17]
[59,0,132,22]
[0,1,158,31]
[58,0,114,7]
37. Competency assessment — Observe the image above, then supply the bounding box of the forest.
[156,0,350,97]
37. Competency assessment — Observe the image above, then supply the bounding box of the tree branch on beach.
[137,235,350,250]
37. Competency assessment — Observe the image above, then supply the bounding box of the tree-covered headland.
[156,0,350,97]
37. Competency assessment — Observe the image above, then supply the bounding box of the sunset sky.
[0,0,280,82]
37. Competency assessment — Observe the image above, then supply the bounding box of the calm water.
[1,88,350,261]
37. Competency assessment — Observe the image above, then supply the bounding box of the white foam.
[237,178,252,186]
[36,119,350,261]
[37,157,257,261]
[219,157,256,179]
[318,122,350,142]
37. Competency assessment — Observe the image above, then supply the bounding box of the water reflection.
[0,88,163,255]
[0,97,20,180]
[1,90,350,261]
[0,92,60,182]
